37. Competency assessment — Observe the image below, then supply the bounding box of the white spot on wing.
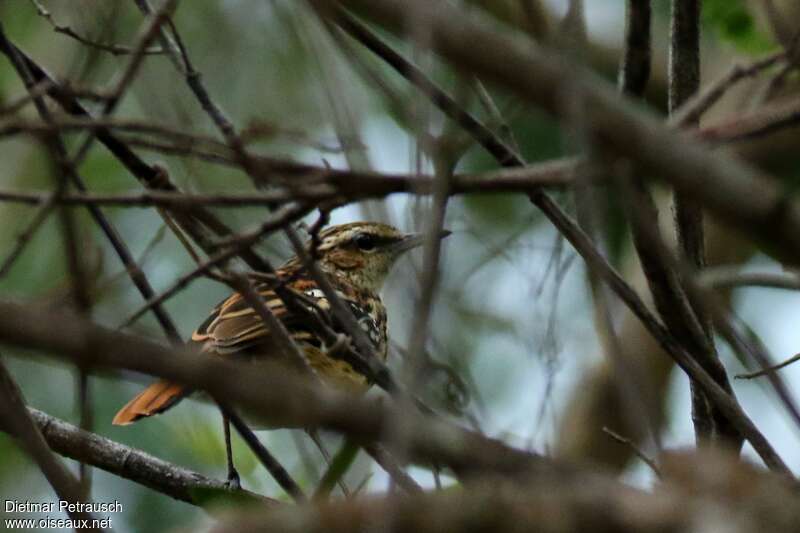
[304,289,326,299]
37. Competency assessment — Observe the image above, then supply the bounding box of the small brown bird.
[113,221,448,425]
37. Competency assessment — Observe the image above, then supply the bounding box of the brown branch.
[617,178,800,440]
[2,407,276,506]
[0,359,101,528]
[0,298,574,479]
[362,443,423,494]
[0,41,271,273]
[0,191,60,278]
[208,458,800,533]
[699,268,800,291]
[619,0,651,97]
[602,427,661,478]
[331,0,800,268]
[29,0,164,56]
[0,21,183,346]
[736,352,800,380]
[698,97,800,144]
[669,0,733,446]
[0,162,575,209]
[68,0,178,169]
[329,5,523,167]
[672,50,786,127]
[322,0,788,472]
[55,31,163,57]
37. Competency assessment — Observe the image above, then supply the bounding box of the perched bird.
[112,221,449,425]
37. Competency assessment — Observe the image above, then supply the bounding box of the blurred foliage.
[703,0,774,53]
[0,1,798,532]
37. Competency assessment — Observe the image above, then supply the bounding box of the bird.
[112,221,449,483]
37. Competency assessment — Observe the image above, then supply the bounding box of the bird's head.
[302,222,449,292]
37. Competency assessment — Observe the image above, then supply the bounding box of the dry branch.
[332,0,800,267]
[0,361,100,528]
[209,452,800,533]
[320,0,789,471]
[0,407,276,506]
[0,298,584,480]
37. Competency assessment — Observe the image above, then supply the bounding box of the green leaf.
[703,0,775,54]
[313,437,360,500]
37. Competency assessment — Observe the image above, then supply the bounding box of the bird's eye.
[355,234,376,251]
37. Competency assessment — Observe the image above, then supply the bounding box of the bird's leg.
[222,412,241,490]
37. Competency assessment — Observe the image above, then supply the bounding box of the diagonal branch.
[331,0,800,267]
[323,0,789,472]
[0,359,101,528]
[0,40,271,272]
[1,407,277,506]
[0,298,575,478]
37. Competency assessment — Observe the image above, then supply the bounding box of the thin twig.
[602,427,661,479]
[328,0,789,472]
[699,268,800,291]
[220,404,307,503]
[68,0,178,169]
[672,50,786,127]
[8,407,276,506]
[363,443,423,494]
[0,42,271,272]
[736,352,800,380]
[118,202,309,329]
[29,0,163,56]
[0,23,183,345]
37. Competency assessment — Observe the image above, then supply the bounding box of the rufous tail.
[112,380,188,426]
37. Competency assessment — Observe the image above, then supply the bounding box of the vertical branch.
[670,0,733,446]
[669,0,701,113]
[669,0,704,273]
[570,0,660,458]
[619,0,651,97]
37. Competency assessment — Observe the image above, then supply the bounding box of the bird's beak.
[392,229,452,254]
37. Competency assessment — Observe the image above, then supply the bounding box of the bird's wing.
[190,277,331,355]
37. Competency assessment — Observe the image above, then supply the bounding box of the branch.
[324,0,789,472]
[0,298,580,479]
[0,159,575,209]
[208,456,800,533]
[699,268,800,291]
[736,352,800,380]
[0,40,271,272]
[0,407,276,506]
[672,50,786,127]
[699,97,800,144]
[29,0,164,56]
[331,0,800,268]
[0,360,100,528]
[669,0,734,446]
[619,0,651,97]
[0,25,185,348]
